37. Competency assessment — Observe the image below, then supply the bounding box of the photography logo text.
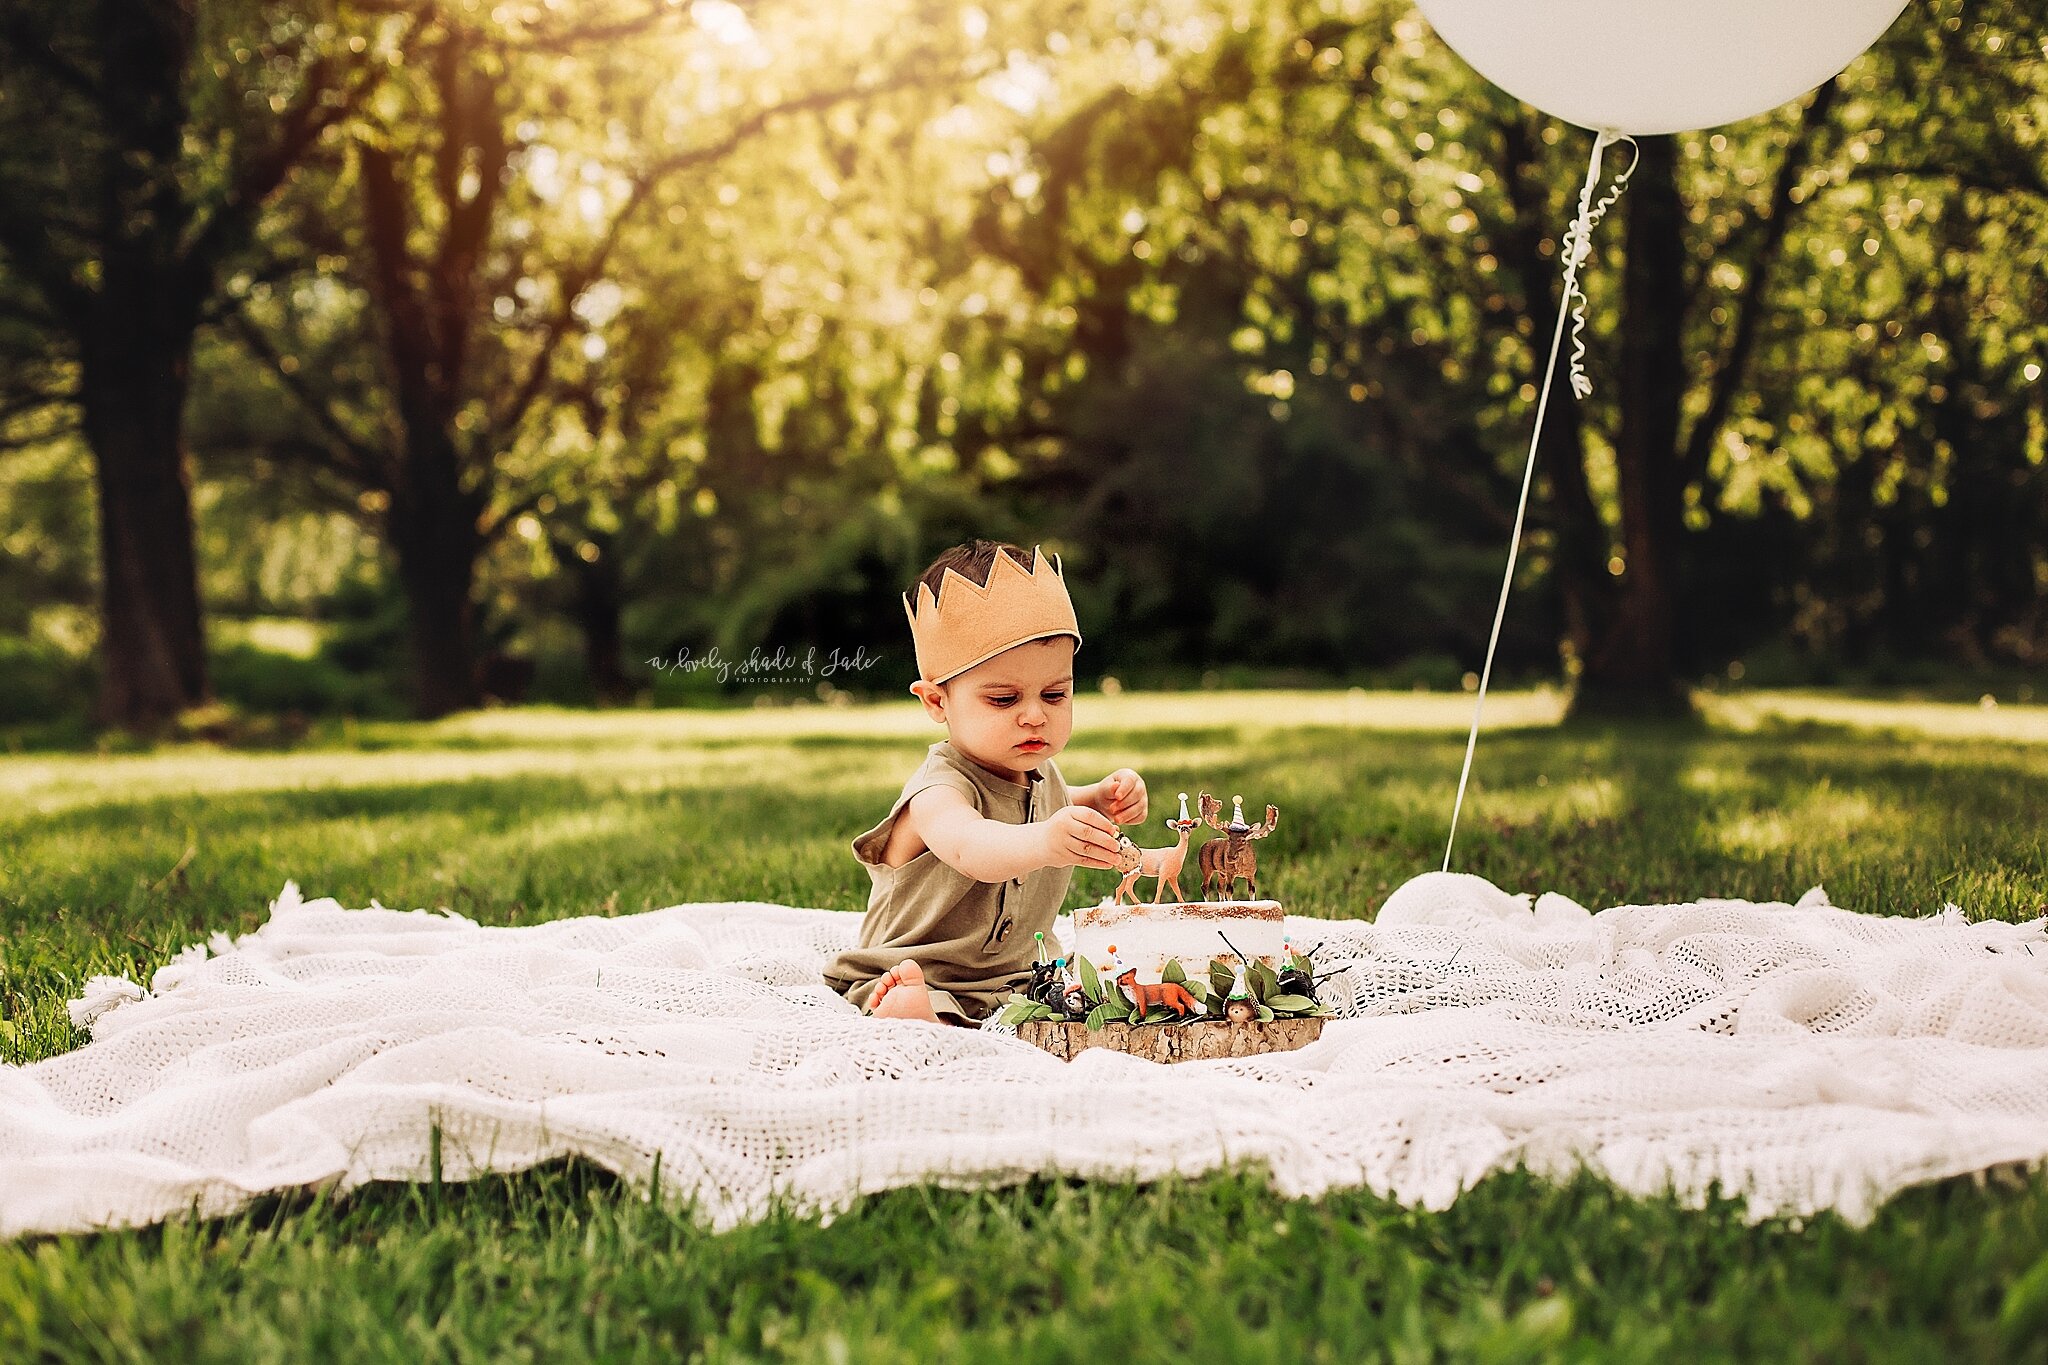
[646,644,881,685]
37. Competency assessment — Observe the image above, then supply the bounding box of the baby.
[822,539,1147,1027]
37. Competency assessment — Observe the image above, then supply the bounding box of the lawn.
[2,690,2045,1361]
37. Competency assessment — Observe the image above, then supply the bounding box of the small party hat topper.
[1034,930,1048,964]
[1175,791,1191,823]
[1224,964,1256,1022]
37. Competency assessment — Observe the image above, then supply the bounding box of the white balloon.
[1413,0,1912,136]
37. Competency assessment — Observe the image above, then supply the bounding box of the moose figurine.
[1108,791,1201,905]
[1198,792,1279,900]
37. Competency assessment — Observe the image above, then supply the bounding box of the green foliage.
[208,642,377,717]
[1083,999,1124,1032]
[2,0,2045,723]
[995,997,1056,1027]
[1076,954,1104,1004]
[0,635,92,725]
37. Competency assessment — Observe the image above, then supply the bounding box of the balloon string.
[1562,133,1640,398]
[1443,128,1638,873]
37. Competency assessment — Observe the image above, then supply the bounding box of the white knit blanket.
[4,871,2045,1238]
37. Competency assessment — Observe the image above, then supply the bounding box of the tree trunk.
[78,333,210,731]
[1574,134,1693,717]
[66,0,212,732]
[387,437,485,719]
[1016,1016,1325,1063]
[552,529,633,705]
[1497,117,1619,677]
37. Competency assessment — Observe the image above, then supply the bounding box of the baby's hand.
[1098,768,1147,826]
[1042,805,1124,871]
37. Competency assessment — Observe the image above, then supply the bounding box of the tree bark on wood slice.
[1015,1017,1325,1063]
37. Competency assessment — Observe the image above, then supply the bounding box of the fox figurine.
[1113,967,1200,1020]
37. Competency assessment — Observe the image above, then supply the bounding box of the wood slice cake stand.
[1016,1016,1325,1064]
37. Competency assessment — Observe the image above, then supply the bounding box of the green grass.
[2,690,2046,1361]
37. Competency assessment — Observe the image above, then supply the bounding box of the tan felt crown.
[902,544,1083,684]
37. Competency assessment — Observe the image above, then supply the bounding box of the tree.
[219,0,986,715]
[0,0,410,730]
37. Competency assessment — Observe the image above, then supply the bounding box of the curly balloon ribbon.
[1443,128,1639,873]
[1560,132,1640,399]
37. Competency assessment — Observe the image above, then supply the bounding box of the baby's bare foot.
[869,959,941,1023]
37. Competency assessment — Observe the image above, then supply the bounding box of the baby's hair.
[915,539,1035,605]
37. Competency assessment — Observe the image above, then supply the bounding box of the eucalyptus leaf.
[1265,993,1315,1013]
[1255,1004,1275,1023]
[1161,958,1187,986]
[1077,955,1103,1004]
[1084,1003,1117,1032]
[1250,961,1280,1002]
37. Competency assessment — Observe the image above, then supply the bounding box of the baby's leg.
[868,959,941,1023]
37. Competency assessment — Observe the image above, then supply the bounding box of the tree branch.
[0,193,94,325]
[221,304,388,487]
[0,419,81,454]
[430,30,509,398]
[0,12,104,109]
[474,0,693,55]
[1855,157,2048,204]
[489,72,927,443]
[357,136,445,437]
[476,483,556,547]
[178,5,429,295]
[1680,79,1838,488]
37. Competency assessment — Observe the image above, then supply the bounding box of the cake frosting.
[1072,897,1286,983]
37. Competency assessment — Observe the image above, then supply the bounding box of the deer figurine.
[1108,791,1201,905]
[1197,791,1279,901]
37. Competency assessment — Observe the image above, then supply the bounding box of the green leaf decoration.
[1161,958,1187,986]
[997,999,1052,1027]
[1085,1002,1121,1031]
[1184,979,1210,1003]
[1208,960,1236,999]
[1250,961,1281,1002]
[1077,955,1103,1004]
[1265,994,1316,1013]
[1255,1004,1275,1023]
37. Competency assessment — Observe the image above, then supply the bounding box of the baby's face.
[912,636,1075,783]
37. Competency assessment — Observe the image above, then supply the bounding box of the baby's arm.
[907,785,1124,882]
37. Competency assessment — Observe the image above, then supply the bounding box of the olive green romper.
[824,740,1076,1026]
